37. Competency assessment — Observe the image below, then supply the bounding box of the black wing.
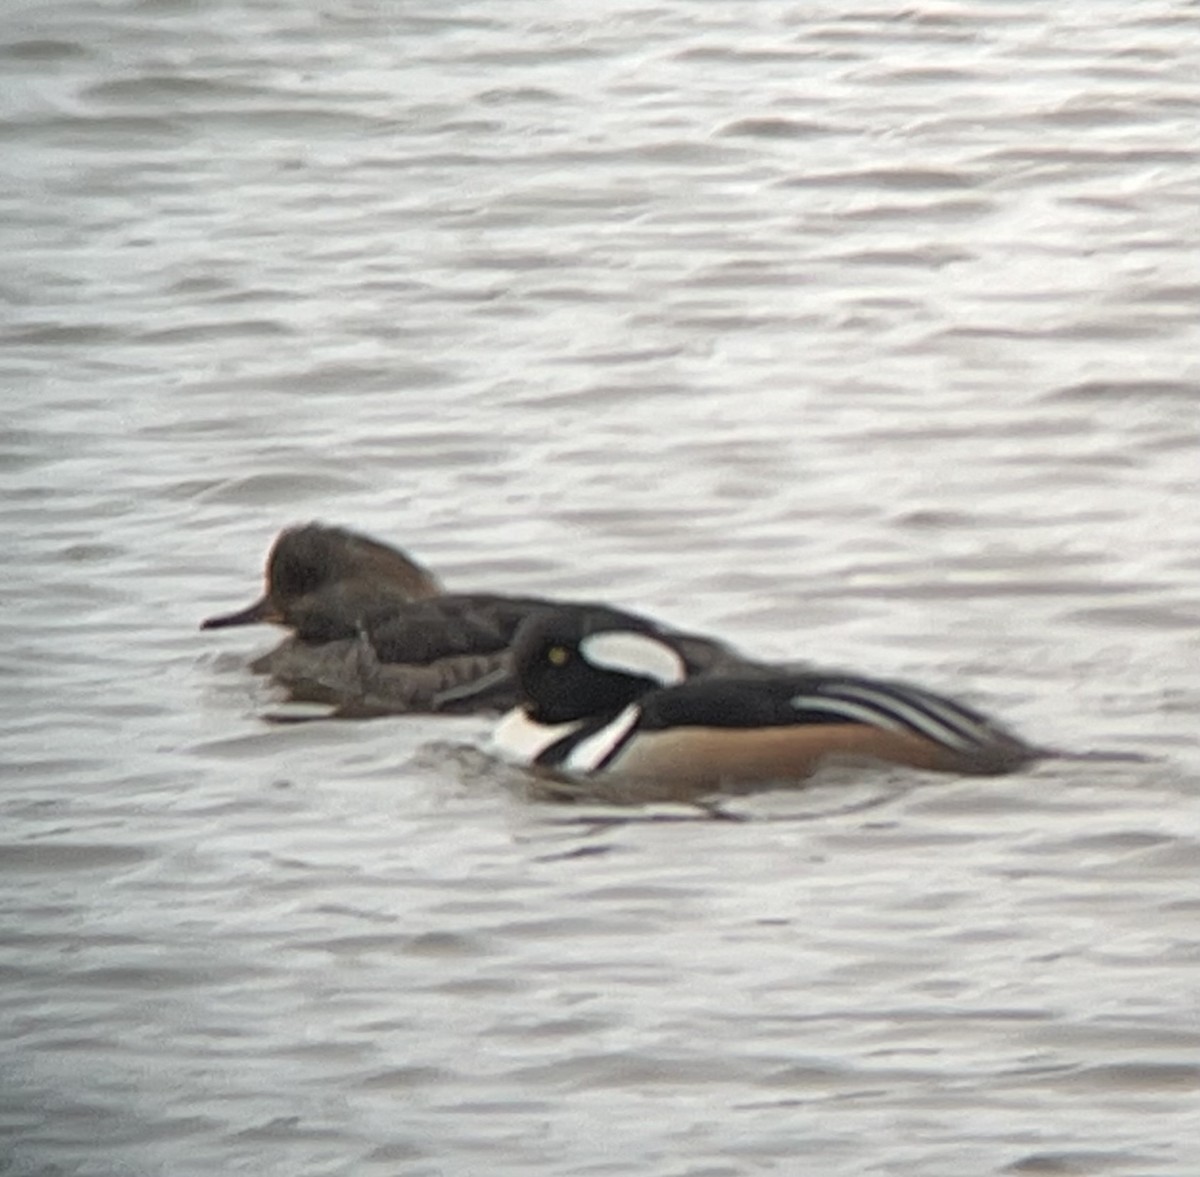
[639,672,1029,759]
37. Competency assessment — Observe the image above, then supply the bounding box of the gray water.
[3,2,1199,1174]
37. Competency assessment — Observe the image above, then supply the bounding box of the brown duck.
[202,523,765,715]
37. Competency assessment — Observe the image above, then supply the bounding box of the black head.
[509,607,688,724]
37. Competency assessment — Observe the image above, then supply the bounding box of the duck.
[493,607,1043,799]
[202,523,766,715]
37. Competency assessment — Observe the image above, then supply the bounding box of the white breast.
[491,707,581,765]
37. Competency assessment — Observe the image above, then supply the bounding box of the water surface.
[3,2,1199,1174]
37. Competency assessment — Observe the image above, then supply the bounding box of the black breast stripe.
[534,707,642,772]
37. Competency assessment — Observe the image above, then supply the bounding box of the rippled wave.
[3,1,1198,1174]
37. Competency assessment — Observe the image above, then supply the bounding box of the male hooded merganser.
[202,524,764,715]
[493,608,1043,796]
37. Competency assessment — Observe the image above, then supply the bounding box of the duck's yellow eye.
[547,645,570,667]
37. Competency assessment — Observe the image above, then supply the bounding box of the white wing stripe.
[831,682,990,750]
[835,682,985,742]
[788,696,911,734]
[791,683,985,752]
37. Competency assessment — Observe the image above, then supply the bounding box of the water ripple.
[2,1,1198,1175]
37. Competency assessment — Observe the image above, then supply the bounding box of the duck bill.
[200,595,282,630]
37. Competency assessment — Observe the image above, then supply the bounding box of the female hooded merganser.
[202,524,763,715]
[494,608,1043,795]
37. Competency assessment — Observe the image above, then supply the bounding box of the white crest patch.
[563,704,642,774]
[580,631,686,686]
[491,707,581,765]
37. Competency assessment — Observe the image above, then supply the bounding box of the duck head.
[510,608,688,725]
[201,523,442,632]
